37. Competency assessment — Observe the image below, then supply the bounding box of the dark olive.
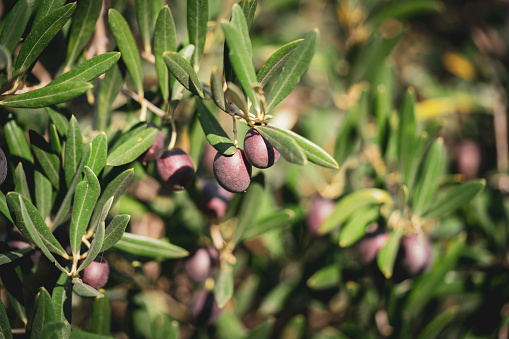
[243,127,280,169]
[305,195,335,236]
[188,289,221,325]
[213,149,252,193]
[157,148,195,190]
[82,258,110,290]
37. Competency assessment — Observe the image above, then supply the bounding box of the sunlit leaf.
[265,28,319,112]
[187,0,208,68]
[70,167,101,258]
[72,278,104,298]
[306,265,340,290]
[257,39,302,87]
[154,6,177,102]
[52,52,120,86]
[101,214,130,252]
[14,3,76,74]
[255,126,307,165]
[221,4,259,111]
[114,232,188,259]
[240,209,294,241]
[339,205,380,248]
[4,119,32,163]
[14,162,31,203]
[136,0,155,56]
[64,116,85,188]
[424,180,485,219]
[108,8,143,95]
[88,168,133,234]
[34,170,53,220]
[33,0,66,27]
[1,82,92,108]
[30,130,60,189]
[86,133,108,176]
[163,51,204,98]
[106,127,158,166]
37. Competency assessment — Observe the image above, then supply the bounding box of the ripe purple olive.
[157,148,195,191]
[213,149,252,193]
[183,246,220,283]
[0,147,7,186]
[200,179,234,220]
[82,258,110,290]
[140,129,164,163]
[358,231,390,265]
[243,127,280,169]
[455,140,481,180]
[394,233,432,280]
[189,289,221,325]
[305,196,335,236]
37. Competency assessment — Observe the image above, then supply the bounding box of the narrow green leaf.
[241,209,294,241]
[234,274,260,318]
[258,280,297,316]
[46,107,70,137]
[65,0,102,69]
[7,192,68,259]
[320,188,391,234]
[424,180,485,219]
[28,288,56,339]
[398,88,417,184]
[280,314,306,339]
[53,146,90,229]
[1,82,93,108]
[88,168,133,233]
[108,8,144,94]
[338,205,380,248]
[49,124,63,158]
[0,45,12,75]
[210,66,226,111]
[108,122,147,154]
[70,167,101,258]
[64,116,85,188]
[34,170,53,220]
[4,119,32,163]
[226,81,248,115]
[257,39,302,87]
[306,265,340,290]
[86,133,108,176]
[170,44,196,100]
[14,3,76,74]
[255,126,307,165]
[214,262,234,308]
[89,292,111,335]
[154,6,177,102]
[114,232,189,259]
[72,278,104,298]
[53,52,121,86]
[136,0,156,56]
[221,4,259,111]
[413,138,445,216]
[0,0,35,54]
[0,247,33,266]
[377,229,404,279]
[106,127,158,166]
[0,297,12,339]
[52,271,72,336]
[0,191,13,223]
[265,28,319,112]
[77,197,109,273]
[163,51,204,98]
[369,1,441,28]
[14,162,32,203]
[70,330,114,339]
[248,316,275,339]
[30,130,61,189]
[272,126,339,169]
[404,131,431,195]
[97,64,124,131]
[240,0,258,30]
[405,235,464,316]
[40,321,70,339]
[101,215,130,252]
[417,306,459,339]
[231,174,265,245]
[196,100,236,155]
[33,0,66,27]
[187,0,208,68]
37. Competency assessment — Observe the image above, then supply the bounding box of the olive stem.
[232,114,238,148]
[122,89,166,117]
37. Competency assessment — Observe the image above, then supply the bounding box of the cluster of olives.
[213,127,280,193]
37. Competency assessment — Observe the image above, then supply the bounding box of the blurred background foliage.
[0,0,509,338]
